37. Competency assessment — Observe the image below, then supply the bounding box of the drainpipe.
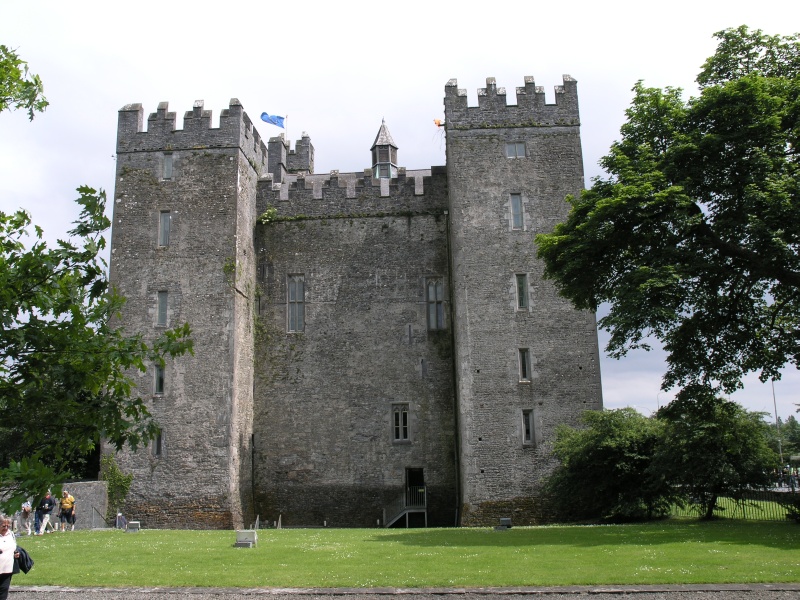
[444,208,462,526]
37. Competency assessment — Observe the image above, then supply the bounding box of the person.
[0,516,20,600]
[36,491,55,535]
[59,491,76,532]
[33,501,40,537]
[15,503,31,537]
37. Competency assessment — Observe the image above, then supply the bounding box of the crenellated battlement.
[116,99,267,170]
[444,75,579,129]
[256,166,448,220]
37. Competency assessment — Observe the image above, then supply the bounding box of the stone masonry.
[108,76,602,528]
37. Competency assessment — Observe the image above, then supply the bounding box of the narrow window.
[518,348,531,382]
[522,410,534,446]
[393,404,409,442]
[163,153,173,179]
[158,211,171,247]
[257,259,267,284]
[510,194,524,230]
[426,278,445,330]
[154,365,165,395]
[153,430,163,457]
[156,291,168,326]
[287,274,305,332]
[516,274,528,310]
[505,142,525,158]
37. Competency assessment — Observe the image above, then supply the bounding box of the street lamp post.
[772,379,783,464]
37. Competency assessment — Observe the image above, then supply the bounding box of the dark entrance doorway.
[405,468,427,527]
[406,467,425,488]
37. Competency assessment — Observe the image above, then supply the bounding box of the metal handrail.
[384,493,406,526]
[384,485,427,527]
[92,506,112,528]
[406,485,426,508]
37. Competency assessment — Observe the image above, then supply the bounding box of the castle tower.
[287,132,314,175]
[268,133,315,183]
[371,119,399,178]
[443,77,603,524]
[108,99,265,528]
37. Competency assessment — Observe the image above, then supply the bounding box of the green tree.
[0,45,47,119]
[547,408,676,521]
[778,414,800,457]
[0,189,193,511]
[654,387,777,519]
[0,45,190,511]
[535,26,800,394]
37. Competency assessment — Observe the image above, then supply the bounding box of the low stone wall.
[10,481,110,534]
[62,481,109,530]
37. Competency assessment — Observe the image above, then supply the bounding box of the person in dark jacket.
[36,491,56,535]
[13,546,32,574]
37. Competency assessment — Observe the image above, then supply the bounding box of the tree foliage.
[536,26,800,394]
[654,388,776,519]
[0,46,190,510]
[782,415,800,453]
[764,414,800,462]
[0,188,193,511]
[548,395,777,521]
[0,45,47,119]
[548,408,675,521]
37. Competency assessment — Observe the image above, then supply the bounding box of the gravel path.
[10,585,800,599]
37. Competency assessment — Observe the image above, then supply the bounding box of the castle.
[108,76,603,529]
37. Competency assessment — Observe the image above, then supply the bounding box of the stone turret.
[371,119,398,179]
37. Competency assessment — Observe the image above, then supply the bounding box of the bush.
[100,453,133,521]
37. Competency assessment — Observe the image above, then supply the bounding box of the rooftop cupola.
[370,119,398,178]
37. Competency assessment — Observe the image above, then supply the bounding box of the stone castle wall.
[253,168,458,527]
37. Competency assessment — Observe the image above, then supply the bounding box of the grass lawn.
[14,519,800,588]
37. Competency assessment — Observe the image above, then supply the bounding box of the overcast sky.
[1,0,798,421]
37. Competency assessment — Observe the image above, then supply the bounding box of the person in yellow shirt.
[59,491,76,532]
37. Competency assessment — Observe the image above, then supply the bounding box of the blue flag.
[261,112,285,128]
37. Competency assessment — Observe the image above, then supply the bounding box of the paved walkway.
[11,584,800,599]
